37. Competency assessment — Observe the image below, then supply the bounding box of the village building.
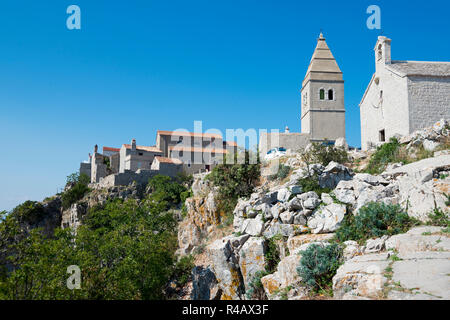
[156,130,236,174]
[259,32,346,158]
[119,139,163,173]
[84,131,237,186]
[359,36,450,150]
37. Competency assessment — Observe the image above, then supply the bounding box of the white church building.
[359,36,450,150]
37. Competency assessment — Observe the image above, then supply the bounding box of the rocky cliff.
[179,119,449,300]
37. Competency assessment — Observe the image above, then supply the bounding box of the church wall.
[407,76,450,132]
[360,67,409,150]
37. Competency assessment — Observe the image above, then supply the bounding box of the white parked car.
[265,147,287,161]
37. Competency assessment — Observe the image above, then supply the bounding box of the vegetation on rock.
[334,202,418,244]
[0,176,192,300]
[61,173,90,209]
[297,243,343,295]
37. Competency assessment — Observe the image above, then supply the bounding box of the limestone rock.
[191,266,221,300]
[333,253,390,299]
[239,237,266,291]
[307,203,347,234]
[279,211,294,224]
[261,254,303,298]
[318,161,353,189]
[287,233,334,255]
[364,235,389,254]
[207,235,248,300]
[241,214,265,236]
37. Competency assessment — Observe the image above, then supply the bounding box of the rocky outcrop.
[206,235,249,300]
[333,226,450,300]
[191,266,221,300]
[61,182,146,229]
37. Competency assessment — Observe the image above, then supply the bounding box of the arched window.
[319,89,325,100]
[328,89,334,100]
[377,44,382,61]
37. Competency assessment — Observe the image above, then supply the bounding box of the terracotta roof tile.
[154,156,183,165]
[103,146,120,153]
[157,130,222,139]
[123,144,163,153]
[169,146,228,154]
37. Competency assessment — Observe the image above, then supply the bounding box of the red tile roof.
[122,144,163,153]
[154,156,183,165]
[157,130,222,139]
[169,146,228,154]
[103,146,120,153]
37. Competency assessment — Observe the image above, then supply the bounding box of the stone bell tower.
[300,32,345,142]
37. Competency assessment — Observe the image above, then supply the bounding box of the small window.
[328,89,333,100]
[319,89,325,100]
[377,44,382,61]
[379,129,386,142]
[137,162,142,169]
[180,150,184,157]
[138,152,143,156]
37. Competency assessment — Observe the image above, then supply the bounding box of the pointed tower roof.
[302,32,343,87]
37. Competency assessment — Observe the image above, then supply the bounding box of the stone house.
[156,130,235,174]
[119,139,163,173]
[359,36,450,150]
[151,156,183,176]
[260,32,346,158]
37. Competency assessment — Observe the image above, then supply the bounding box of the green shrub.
[61,173,90,209]
[245,270,269,300]
[172,255,195,286]
[206,162,260,224]
[269,164,291,181]
[207,163,260,200]
[297,174,331,197]
[265,236,281,274]
[147,175,188,209]
[305,142,349,166]
[334,202,417,244]
[9,201,45,224]
[297,243,343,294]
[426,208,450,228]
[365,138,402,174]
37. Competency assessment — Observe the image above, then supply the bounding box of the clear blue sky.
[0,0,449,211]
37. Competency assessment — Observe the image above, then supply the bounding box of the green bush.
[269,164,291,181]
[426,208,450,228]
[264,236,281,274]
[365,138,402,174]
[172,255,195,286]
[297,243,343,294]
[246,270,269,300]
[305,142,348,166]
[0,195,179,300]
[61,173,90,209]
[296,174,331,197]
[334,202,418,244]
[207,163,260,200]
[206,162,260,222]
[147,175,188,209]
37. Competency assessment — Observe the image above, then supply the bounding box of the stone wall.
[79,162,91,179]
[360,67,410,150]
[259,132,310,159]
[96,170,158,188]
[408,76,450,132]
